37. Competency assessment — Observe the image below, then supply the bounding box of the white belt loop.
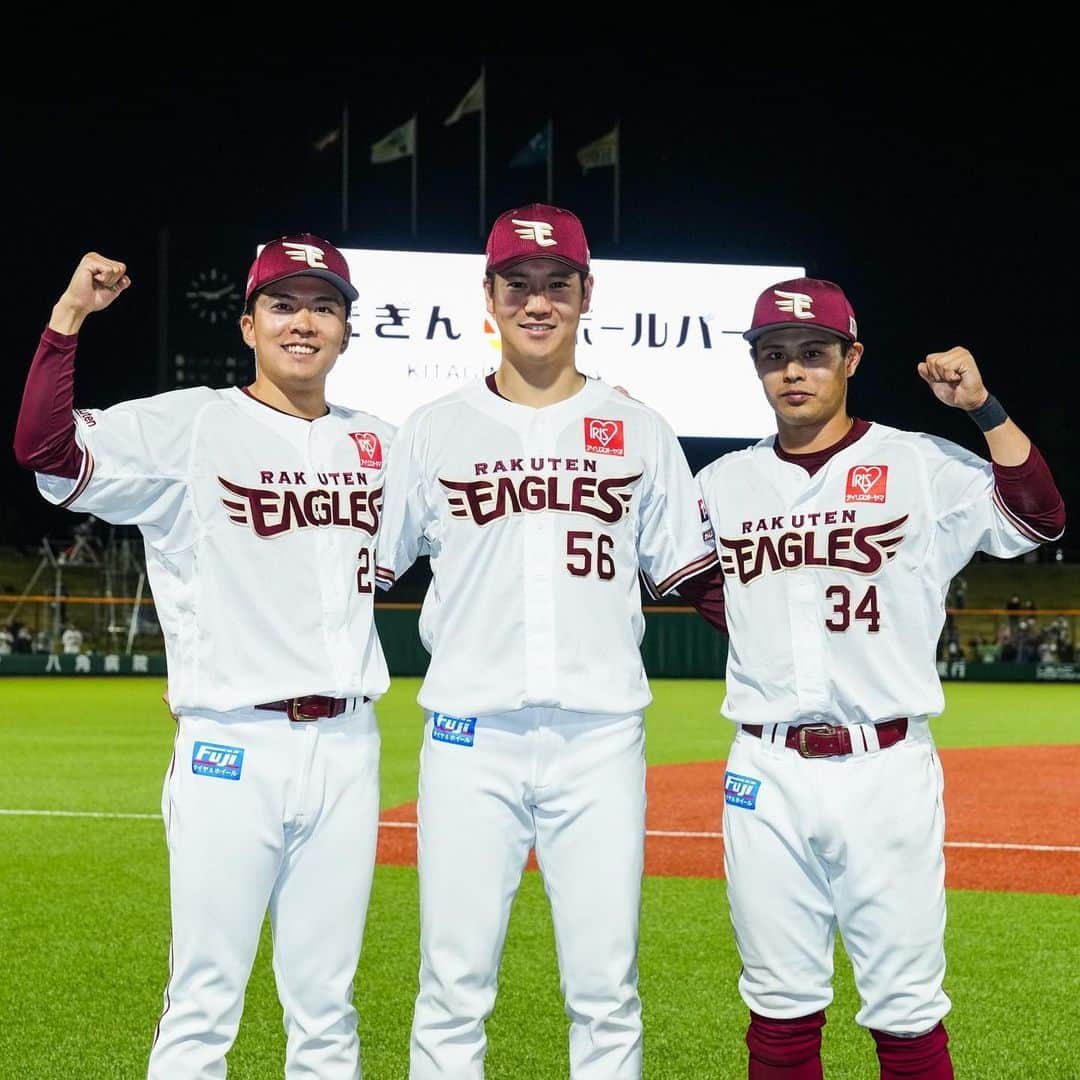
[844,723,878,757]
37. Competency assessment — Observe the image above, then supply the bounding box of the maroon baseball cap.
[485,203,591,276]
[743,277,858,343]
[245,233,359,305]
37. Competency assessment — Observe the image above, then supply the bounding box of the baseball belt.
[741,717,908,759]
[255,695,369,722]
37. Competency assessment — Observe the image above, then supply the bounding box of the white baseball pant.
[148,701,380,1079]
[721,717,951,1034]
[409,707,646,1080]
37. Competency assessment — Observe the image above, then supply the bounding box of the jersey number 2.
[824,584,880,632]
[357,549,373,594]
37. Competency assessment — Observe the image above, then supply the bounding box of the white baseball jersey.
[376,377,718,716]
[696,421,1054,726]
[34,387,394,712]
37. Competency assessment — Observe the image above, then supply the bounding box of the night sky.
[6,37,1076,555]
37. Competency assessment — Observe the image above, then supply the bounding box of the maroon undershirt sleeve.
[13,328,83,479]
[992,443,1066,538]
[675,565,727,634]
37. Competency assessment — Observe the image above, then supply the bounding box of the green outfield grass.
[0,677,1078,1078]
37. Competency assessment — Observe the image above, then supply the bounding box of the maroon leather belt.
[255,695,367,722]
[741,718,908,759]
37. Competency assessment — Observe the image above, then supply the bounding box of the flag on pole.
[313,127,341,152]
[371,117,416,164]
[509,124,550,168]
[576,126,618,173]
[445,72,484,126]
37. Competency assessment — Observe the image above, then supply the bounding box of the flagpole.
[411,114,418,239]
[613,120,621,244]
[341,103,349,234]
[546,118,553,204]
[478,66,487,236]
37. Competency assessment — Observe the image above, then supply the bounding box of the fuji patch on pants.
[192,741,245,780]
[724,771,761,809]
[431,713,477,747]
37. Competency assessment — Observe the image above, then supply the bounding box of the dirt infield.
[376,745,1080,895]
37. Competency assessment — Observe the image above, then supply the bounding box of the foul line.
[4,810,1078,854]
[0,808,161,820]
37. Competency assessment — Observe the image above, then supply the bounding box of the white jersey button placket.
[523,417,558,704]
[309,422,350,686]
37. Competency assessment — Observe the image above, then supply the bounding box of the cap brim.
[742,322,853,343]
[487,253,589,276]
[250,268,358,304]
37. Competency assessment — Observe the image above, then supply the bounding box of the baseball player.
[14,235,394,1079]
[691,278,1065,1079]
[375,203,719,1080]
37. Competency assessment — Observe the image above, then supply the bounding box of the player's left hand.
[917,347,989,411]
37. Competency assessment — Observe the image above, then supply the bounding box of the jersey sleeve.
[674,565,727,632]
[35,392,195,544]
[637,411,719,597]
[14,328,83,479]
[991,443,1066,540]
[375,409,429,590]
[922,433,1048,575]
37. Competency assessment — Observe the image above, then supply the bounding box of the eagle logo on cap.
[511,219,557,247]
[773,290,816,320]
[282,242,329,269]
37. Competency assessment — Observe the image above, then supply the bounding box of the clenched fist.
[49,252,131,335]
[917,347,990,412]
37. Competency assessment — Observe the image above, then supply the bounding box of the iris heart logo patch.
[845,465,888,503]
[349,432,383,469]
[584,417,625,456]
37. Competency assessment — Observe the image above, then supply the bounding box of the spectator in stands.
[1006,592,1022,634]
[60,624,83,655]
[1015,619,1039,663]
[1039,616,1074,664]
[14,626,33,654]
[33,629,52,654]
[949,574,968,610]
[0,626,13,655]
[943,573,967,643]
[1053,617,1074,662]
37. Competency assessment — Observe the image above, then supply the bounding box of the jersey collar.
[773,417,872,477]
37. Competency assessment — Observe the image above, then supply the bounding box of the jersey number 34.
[824,584,880,632]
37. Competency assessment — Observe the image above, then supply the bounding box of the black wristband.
[967,393,1008,433]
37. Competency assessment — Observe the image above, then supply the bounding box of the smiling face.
[485,258,592,370]
[752,327,863,443]
[239,275,351,395]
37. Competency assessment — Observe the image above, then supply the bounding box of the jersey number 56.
[566,531,616,580]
